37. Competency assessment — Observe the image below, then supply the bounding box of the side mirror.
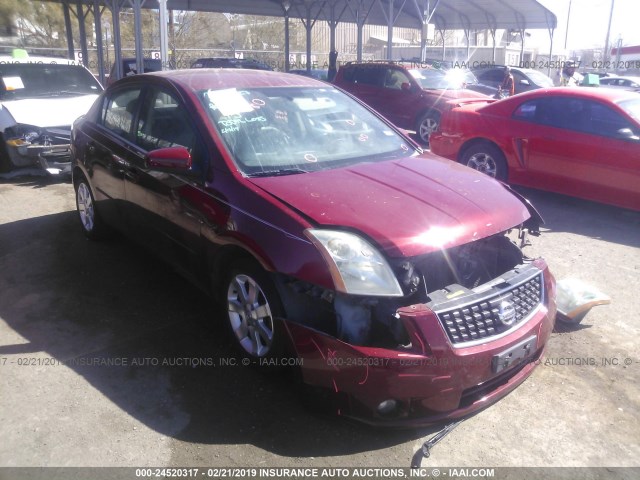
[616,128,640,141]
[519,79,531,86]
[146,146,192,170]
[401,82,411,91]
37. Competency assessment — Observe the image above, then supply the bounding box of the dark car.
[190,57,273,71]
[70,69,556,426]
[429,88,640,211]
[106,58,163,87]
[333,62,487,144]
[472,66,554,94]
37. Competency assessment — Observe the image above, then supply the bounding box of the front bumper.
[428,132,460,161]
[285,259,556,427]
[6,142,72,175]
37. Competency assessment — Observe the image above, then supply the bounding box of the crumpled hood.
[1,94,98,128]
[249,154,530,258]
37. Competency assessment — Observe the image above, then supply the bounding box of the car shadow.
[0,211,428,457]
[513,186,640,249]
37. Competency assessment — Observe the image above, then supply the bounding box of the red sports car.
[430,88,640,211]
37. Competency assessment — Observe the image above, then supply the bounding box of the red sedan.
[430,88,640,211]
[71,69,555,426]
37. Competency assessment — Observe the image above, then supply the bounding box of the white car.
[0,53,102,175]
[599,75,640,90]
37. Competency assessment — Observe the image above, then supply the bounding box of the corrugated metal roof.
[50,0,556,31]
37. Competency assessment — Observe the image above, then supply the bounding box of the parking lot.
[0,176,639,473]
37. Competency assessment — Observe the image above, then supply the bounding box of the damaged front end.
[2,123,72,175]
[277,214,556,427]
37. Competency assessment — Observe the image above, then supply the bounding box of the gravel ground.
[0,176,638,478]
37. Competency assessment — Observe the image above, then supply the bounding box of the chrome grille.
[436,273,543,345]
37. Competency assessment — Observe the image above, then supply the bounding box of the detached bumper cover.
[285,259,556,427]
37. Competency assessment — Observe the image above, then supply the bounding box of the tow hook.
[410,419,465,468]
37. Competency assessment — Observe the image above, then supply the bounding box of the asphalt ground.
[0,176,639,478]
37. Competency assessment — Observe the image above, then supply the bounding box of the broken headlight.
[305,229,403,297]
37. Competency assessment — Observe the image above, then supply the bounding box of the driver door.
[123,86,206,277]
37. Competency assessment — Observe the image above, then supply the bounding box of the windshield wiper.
[248,167,310,178]
[249,167,313,178]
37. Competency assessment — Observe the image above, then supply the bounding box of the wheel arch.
[457,137,502,163]
[208,244,271,302]
[457,138,509,182]
[414,106,442,128]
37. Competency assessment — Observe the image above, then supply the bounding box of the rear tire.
[460,143,508,181]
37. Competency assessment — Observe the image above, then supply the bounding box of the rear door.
[337,66,386,114]
[376,67,419,129]
[80,85,144,229]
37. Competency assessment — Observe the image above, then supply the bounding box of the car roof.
[507,86,640,103]
[119,57,162,64]
[473,65,541,74]
[121,68,326,91]
[191,57,271,68]
[341,61,402,68]
[0,56,80,65]
[602,75,640,81]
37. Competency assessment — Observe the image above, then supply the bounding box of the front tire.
[74,173,106,240]
[223,259,285,360]
[460,143,508,181]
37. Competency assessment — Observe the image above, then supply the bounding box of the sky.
[534,0,640,51]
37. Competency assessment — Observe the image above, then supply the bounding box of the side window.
[480,69,504,83]
[383,69,411,90]
[589,102,635,138]
[512,71,528,86]
[353,67,384,86]
[513,99,539,122]
[101,87,143,139]
[342,66,356,83]
[513,97,572,130]
[135,88,197,153]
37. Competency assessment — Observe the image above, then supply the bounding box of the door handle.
[124,168,140,183]
[112,154,130,168]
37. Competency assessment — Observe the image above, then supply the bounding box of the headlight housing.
[305,229,403,297]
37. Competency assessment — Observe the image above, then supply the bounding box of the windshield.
[0,63,102,100]
[618,98,640,123]
[199,86,417,176]
[524,70,554,88]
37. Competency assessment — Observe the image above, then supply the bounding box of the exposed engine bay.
[278,226,536,347]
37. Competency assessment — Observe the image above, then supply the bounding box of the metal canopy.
[47,0,557,83]
[51,0,556,30]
